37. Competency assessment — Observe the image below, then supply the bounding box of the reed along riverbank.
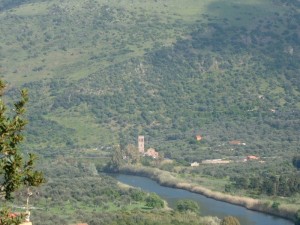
[118,165,298,223]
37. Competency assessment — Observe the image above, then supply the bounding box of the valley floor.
[118,165,299,223]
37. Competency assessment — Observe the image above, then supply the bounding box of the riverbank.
[119,165,298,223]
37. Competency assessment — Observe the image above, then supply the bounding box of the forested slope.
[0,0,299,162]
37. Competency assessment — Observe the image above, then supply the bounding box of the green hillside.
[0,0,299,162]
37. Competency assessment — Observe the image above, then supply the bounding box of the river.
[115,174,294,225]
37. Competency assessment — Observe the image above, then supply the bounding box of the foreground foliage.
[0,208,24,225]
[0,79,44,224]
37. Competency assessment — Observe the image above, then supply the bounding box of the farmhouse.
[202,159,231,164]
[190,162,200,167]
[145,148,159,159]
[195,135,202,141]
[247,155,259,160]
[229,140,246,145]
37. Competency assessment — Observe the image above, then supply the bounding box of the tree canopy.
[293,156,300,169]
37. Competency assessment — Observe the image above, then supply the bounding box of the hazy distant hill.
[0,0,299,161]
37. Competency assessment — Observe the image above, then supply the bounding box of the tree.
[145,193,164,208]
[295,210,300,225]
[221,216,241,225]
[292,156,300,169]
[0,80,44,224]
[105,145,124,172]
[176,199,200,213]
[0,208,24,225]
[125,144,140,164]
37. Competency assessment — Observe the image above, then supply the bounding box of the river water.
[115,174,294,225]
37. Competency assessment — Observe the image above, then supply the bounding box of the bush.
[176,199,200,213]
[295,210,300,225]
[292,156,300,169]
[272,202,280,211]
[221,216,241,225]
[145,193,164,209]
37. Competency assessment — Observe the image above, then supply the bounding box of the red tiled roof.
[229,140,242,145]
[195,135,202,141]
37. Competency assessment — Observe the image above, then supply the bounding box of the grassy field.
[45,104,116,147]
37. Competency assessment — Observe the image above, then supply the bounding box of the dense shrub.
[176,199,200,213]
[145,193,164,209]
[221,216,241,225]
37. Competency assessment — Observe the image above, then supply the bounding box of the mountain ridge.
[0,0,299,162]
